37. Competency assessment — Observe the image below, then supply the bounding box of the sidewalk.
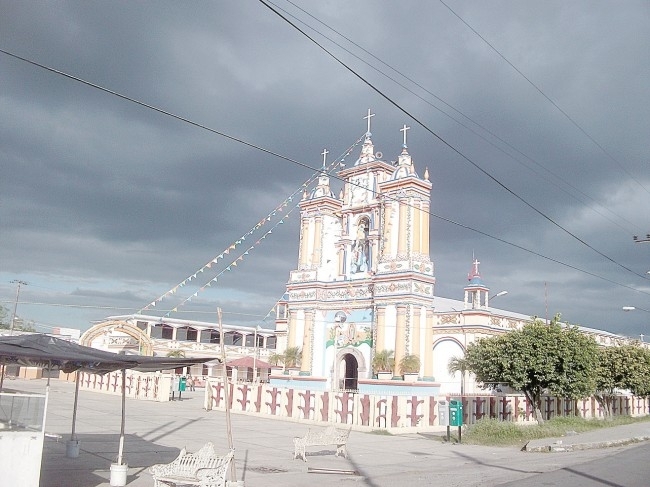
[11,378,650,487]
[525,421,650,452]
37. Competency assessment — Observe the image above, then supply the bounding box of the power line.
[273,0,641,236]
[258,0,648,282]
[438,0,650,198]
[1,45,648,309]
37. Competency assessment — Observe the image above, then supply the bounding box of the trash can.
[179,376,187,392]
[438,400,449,426]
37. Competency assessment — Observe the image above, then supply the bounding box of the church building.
[275,113,437,390]
[273,111,627,394]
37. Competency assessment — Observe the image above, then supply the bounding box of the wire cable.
[1,46,648,307]
[258,0,648,281]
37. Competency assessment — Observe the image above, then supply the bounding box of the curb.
[525,435,650,452]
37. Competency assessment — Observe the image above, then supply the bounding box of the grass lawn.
[442,415,650,447]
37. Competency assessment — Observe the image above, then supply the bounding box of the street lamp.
[490,290,508,300]
[10,280,27,336]
[622,306,650,313]
[332,312,346,391]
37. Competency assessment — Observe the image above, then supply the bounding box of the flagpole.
[253,326,258,382]
[219,307,237,482]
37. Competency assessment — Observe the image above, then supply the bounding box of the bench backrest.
[173,442,220,476]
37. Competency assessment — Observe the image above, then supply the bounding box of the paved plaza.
[9,378,650,487]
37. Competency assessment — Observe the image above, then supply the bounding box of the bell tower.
[280,111,436,387]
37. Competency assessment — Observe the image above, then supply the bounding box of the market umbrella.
[0,334,215,472]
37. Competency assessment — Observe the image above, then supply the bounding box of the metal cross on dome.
[321,148,328,170]
[364,109,375,135]
[400,124,410,146]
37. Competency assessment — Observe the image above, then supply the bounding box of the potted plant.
[372,349,395,380]
[282,346,302,375]
[399,354,421,381]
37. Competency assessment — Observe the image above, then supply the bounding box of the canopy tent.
[0,333,216,473]
[226,356,271,369]
[0,333,213,375]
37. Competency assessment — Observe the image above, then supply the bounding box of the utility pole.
[10,280,27,336]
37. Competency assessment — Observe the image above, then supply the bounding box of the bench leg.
[336,444,347,458]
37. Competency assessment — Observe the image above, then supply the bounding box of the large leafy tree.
[593,345,650,418]
[464,315,599,424]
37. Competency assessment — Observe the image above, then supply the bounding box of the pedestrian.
[187,376,195,391]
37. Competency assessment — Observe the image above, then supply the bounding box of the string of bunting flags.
[137,133,366,318]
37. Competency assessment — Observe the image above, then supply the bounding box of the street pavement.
[9,378,650,487]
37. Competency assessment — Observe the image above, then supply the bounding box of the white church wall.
[319,216,342,281]
[312,318,327,377]
[432,338,465,394]
[382,304,397,353]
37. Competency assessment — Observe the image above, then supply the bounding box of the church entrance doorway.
[342,353,359,391]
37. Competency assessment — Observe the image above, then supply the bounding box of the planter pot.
[403,373,419,382]
[66,439,80,458]
[377,372,393,380]
[287,368,300,376]
[110,463,128,486]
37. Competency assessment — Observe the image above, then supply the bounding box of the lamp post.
[332,311,346,391]
[489,290,508,300]
[622,307,650,342]
[10,280,27,336]
[622,306,650,313]
[252,326,261,382]
[488,290,508,308]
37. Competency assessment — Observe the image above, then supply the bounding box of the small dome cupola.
[390,124,419,180]
[310,148,335,199]
[464,258,489,310]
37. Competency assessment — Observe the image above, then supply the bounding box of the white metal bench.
[148,442,234,487]
[293,425,351,462]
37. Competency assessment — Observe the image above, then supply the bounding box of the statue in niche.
[351,220,370,273]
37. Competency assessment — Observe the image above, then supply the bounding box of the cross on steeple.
[364,109,375,135]
[400,124,410,146]
[321,148,329,170]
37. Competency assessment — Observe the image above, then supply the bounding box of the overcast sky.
[2,1,649,338]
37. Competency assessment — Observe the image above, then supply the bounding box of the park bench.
[293,425,351,462]
[149,442,234,487]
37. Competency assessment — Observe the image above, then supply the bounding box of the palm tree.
[399,354,421,375]
[372,349,395,375]
[269,352,284,367]
[447,356,469,395]
[166,350,186,358]
[282,346,302,369]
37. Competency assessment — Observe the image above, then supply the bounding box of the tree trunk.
[524,389,545,424]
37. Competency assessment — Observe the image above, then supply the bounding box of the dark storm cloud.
[1,1,649,336]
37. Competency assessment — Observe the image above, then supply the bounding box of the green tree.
[371,349,394,374]
[464,315,599,424]
[282,346,302,368]
[594,344,650,418]
[268,352,284,367]
[398,353,421,375]
[622,345,650,397]
[594,345,642,418]
[447,355,470,395]
[166,350,186,358]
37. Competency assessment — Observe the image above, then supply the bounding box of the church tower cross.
[321,148,329,170]
[364,109,375,135]
[400,124,410,146]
